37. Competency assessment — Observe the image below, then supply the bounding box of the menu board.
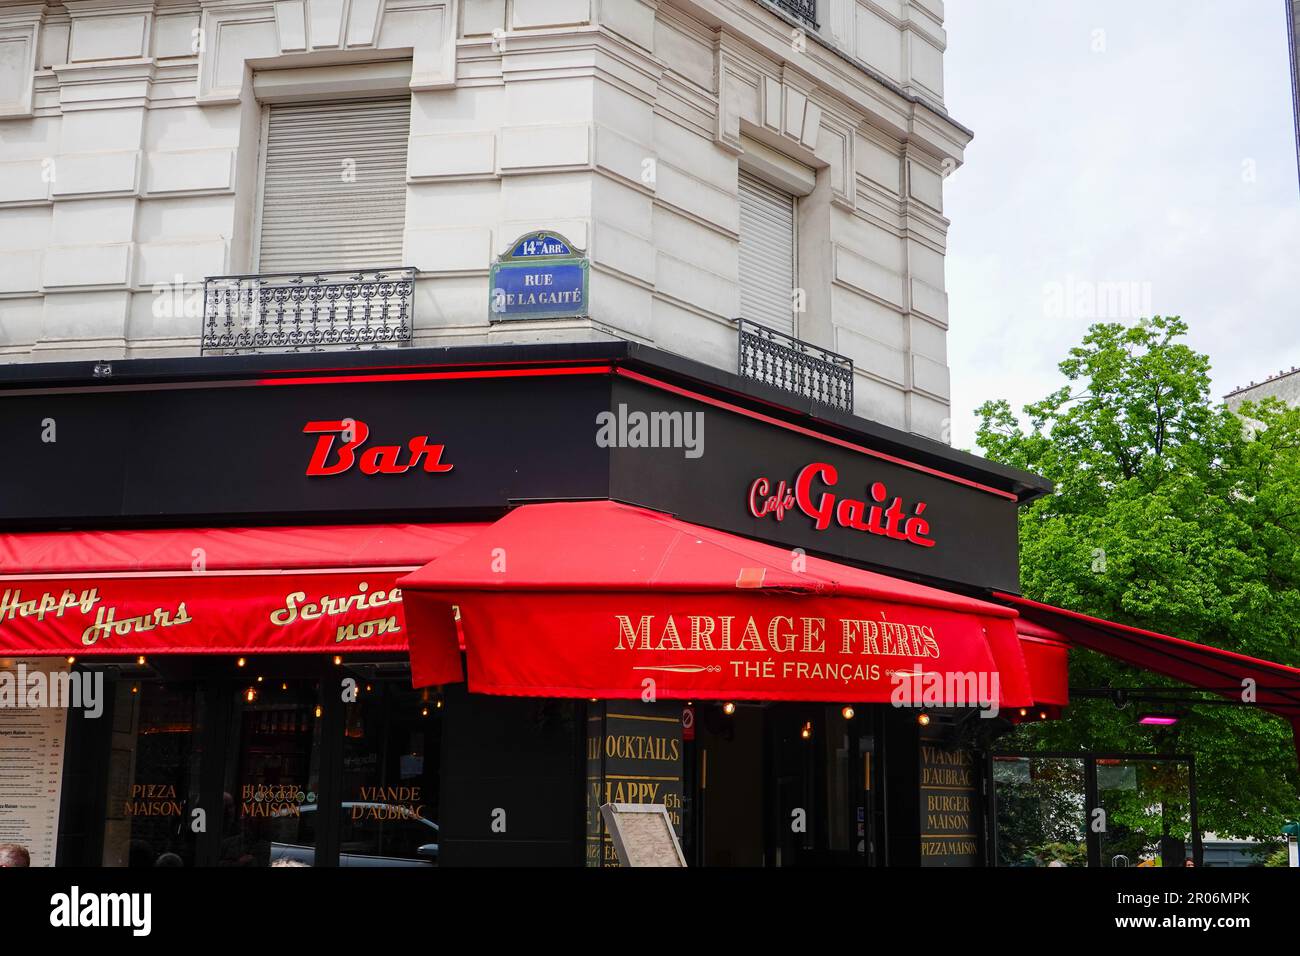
[919,732,980,867]
[0,658,70,867]
[585,700,683,867]
[600,804,686,867]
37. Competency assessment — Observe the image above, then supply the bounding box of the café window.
[337,664,441,866]
[101,676,205,867]
[221,677,323,867]
[57,656,442,867]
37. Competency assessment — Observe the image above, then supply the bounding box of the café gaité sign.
[489,230,589,321]
[748,462,936,549]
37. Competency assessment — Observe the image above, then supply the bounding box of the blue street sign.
[490,231,589,321]
[491,261,588,319]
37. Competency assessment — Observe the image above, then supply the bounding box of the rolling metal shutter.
[738,169,796,336]
[257,98,411,273]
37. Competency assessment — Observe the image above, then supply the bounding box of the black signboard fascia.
[607,376,1021,593]
[0,372,614,528]
[0,356,1025,593]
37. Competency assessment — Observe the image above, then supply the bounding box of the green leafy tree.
[976,316,1300,840]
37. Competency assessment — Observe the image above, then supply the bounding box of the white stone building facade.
[0,0,970,439]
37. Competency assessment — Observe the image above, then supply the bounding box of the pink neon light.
[1138,714,1179,726]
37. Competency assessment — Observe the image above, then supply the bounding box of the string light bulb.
[841,706,855,720]
[917,713,931,727]
[722,702,736,716]
[800,721,813,740]
[236,657,246,668]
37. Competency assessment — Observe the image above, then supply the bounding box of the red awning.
[0,523,486,656]
[1016,618,1071,709]
[400,500,1047,707]
[996,592,1300,761]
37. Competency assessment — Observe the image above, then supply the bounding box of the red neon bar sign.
[303,419,455,477]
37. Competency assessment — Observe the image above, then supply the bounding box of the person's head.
[0,844,31,868]
[270,857,309,868]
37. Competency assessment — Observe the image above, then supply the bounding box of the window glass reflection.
[992,756,1087,866]
[221,679,322,867]
[102,678,203,867]
[337,666,441,866]
[1097,759,1192,867]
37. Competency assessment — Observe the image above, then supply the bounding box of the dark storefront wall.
[439,687,585,867]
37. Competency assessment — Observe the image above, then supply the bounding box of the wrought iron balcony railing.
[201,268,415,355]
[736,318,854,412]
[764,0,818,29]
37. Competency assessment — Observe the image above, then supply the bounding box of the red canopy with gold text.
[400,500,1046,706]
[0,523,484,656]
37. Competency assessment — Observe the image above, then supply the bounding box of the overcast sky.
[943,0,1300,450]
